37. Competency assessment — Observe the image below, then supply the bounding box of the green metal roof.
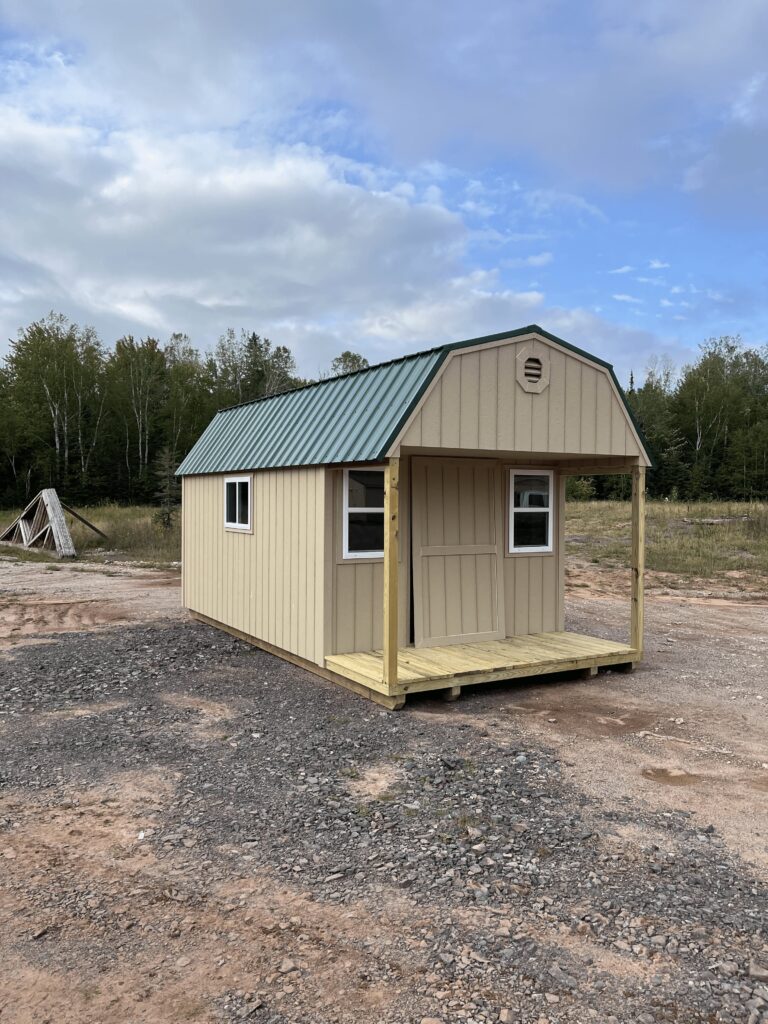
[177,324,651,475]
[176,347,443,475]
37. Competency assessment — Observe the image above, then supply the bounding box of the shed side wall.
[502,470,564,636]
[182,468,326,665]
[399,337,643,459]
[330,462,410,655]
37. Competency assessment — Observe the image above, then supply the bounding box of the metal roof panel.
[176,348,443,475]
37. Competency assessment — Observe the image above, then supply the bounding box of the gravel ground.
[1,609,767,1024]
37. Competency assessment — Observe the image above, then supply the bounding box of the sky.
[0,1,767,383]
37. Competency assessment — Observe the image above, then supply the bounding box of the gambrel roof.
[177,325,650,475]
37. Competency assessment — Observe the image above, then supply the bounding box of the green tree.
[153,445,181,529]
[212,328,300,405]
[330,351,369,376]
[6,313,106,492]
[627,357,687,498]
[107,336,167,495]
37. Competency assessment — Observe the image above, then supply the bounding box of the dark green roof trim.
[176,324,651,476]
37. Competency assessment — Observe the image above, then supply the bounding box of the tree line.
[624,336,768,501]
[0,313,367,507]
[0,315,766,507]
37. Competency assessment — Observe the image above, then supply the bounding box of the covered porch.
[324,455,646,709]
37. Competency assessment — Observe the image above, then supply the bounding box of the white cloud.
[613,293,643,304]
[0,2,722,379]
[504,251,554,269]
[523,189,603,220]
[0,109,472,364]
[660,298,674,307]
[730,72,767,126]
[609,265,633,274]
[3,0,768,212]
[648,259,670,269]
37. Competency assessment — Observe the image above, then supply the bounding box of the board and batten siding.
[182,468,326,666]
[503,470,565,636]
[330,463,410,656]
[396,335,644,459]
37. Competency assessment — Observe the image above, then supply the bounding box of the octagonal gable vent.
[516,346,550,393]
[523,356,543,384]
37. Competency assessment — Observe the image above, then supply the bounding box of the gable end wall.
[395,335,645,460]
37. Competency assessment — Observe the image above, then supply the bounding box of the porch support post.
[630,464,646,655]
[383,457,400,692]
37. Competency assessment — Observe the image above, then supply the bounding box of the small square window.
[509,470,553,553]
[343,468,385,558]
[224,476,251,530]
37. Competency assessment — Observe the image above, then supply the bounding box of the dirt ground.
[0,557,181,649]
[0,556,766,1023]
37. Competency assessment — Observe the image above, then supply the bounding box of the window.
[509,469,554,553]
[224,476,251,530]
[343,467,385,558]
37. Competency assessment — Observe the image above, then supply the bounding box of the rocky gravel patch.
[1,620,766,1023]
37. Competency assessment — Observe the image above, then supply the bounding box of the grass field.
[1,500,767,585]
[0,503,181,567]
[566,500,768,584]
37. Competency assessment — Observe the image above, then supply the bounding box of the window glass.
[347,512,385,553]
[226,481,237,524]
[237,480,249,525]
[513,510,549,548]
[514,474,550,508]
[347,470,385,509]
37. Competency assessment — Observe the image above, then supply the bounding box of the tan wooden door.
[412,458,505,647]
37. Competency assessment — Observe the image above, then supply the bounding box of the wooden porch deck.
[325,630,637,699]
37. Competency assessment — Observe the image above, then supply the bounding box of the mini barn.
[178,325,650,709]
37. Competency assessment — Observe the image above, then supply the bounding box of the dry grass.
[566,500,768,583]
[3,499,767,582]
[0,503,181,567]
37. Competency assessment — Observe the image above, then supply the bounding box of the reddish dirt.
[0,558,183,650]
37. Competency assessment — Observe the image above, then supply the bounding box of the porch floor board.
[325,631,636,697]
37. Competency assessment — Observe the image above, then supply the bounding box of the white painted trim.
[508,468,554,554]
[342,466,385,560]
[224,475,252,531]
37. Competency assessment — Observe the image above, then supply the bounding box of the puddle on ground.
[641,767,702,787]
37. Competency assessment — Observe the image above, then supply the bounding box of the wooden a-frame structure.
[0,489,107,558]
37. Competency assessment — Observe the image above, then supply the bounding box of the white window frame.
[224,475,252,531]
[342,466,385,560]
[508,468,554,554]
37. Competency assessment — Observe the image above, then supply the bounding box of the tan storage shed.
[178,325,650,709]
